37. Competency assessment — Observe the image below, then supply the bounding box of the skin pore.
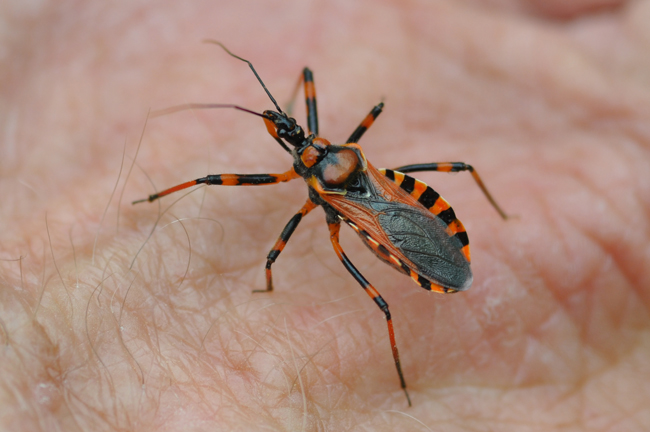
[1,0,649,430]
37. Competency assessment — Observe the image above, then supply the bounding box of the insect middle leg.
[258,198,318,293]
[132,168,301,204]
[393,162,509,220]
[328,221,412,406]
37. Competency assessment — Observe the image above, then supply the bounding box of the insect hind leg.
[393,162,509,220]
[328,221,412,406]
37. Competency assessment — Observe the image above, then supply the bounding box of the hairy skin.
[1,0,649,431]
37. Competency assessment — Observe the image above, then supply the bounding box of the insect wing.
[374,199,472,290]
[321,163,473,291]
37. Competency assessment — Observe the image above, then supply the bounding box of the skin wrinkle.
[564,147,650,308]
[537,160,633,296]
[580,343,645,421]
[460,288,514,385]
[482,257,532,385]
[579,135,650,238]
[537,191,610,367]
[624,152,650,300]
[534,204,648,425]
[486,188,612,399]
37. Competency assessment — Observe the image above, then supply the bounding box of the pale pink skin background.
[1,0,649,431]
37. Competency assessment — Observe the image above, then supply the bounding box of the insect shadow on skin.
[132,40,509,406]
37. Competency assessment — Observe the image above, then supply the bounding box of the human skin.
[1,0,649,431]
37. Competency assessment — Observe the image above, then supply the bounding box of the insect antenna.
[151,103,270,120]
[203,39,284,114]
[151,42,294,153]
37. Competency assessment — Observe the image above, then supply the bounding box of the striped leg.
[393,162,509,220]
[258,199,318,293]
[283,68,319,136]
[132,168,301,204]
[347,102,384,144]
[328,221,412,407]
[302,68,318,136]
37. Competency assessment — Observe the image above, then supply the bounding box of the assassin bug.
[133,41,508,406]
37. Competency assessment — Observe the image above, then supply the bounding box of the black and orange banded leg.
[328,221,412,406]
[302,68,319,136]
[283,67,318,135]
[258,198,318,293]
[394,162,509,220]
[132,168,301,204]
[347,102,384,144]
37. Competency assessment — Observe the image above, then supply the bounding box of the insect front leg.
[327,221,412,407]
[257,198,318,293]
[132,168,301,204]
[347,102,384,144]
[301,68,318,136]
[282,67,319,136]
[392,162,509,220]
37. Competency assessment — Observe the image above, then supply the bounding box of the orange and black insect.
[133,41,508,406]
